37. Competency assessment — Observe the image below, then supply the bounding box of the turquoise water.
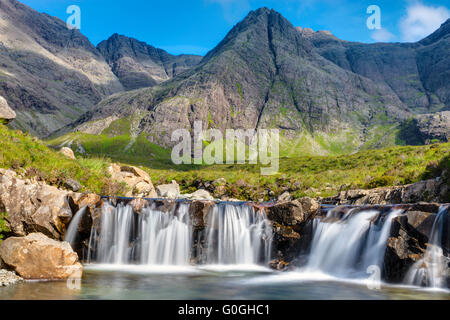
[0,264,449,300]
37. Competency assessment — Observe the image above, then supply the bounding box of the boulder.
[0,169,75,239]
[266,198,318,226]
[156,180,180,199]
[188,189,214,201]
[0,96,16,124]
[0,233,82,280]
[278,191,292,202]
[63,178,82,192]
[59,147,76,160]
[107,164,157,198]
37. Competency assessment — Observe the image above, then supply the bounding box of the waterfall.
[139,203,191,265]
[405,205,449,288]
[77,200,272,267]
[64,206,87,247]
[305,208,402,278]
[205,204,272,265]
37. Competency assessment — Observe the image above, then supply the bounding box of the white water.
[82,201,272,267]
[405,206,449,288]
[139,203,192,265]
[64,206,87,247]
[305,208,402,278]
[205,204,272,265]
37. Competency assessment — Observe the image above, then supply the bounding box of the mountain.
[0,0,124,136]
[308,19,450,114]
[69,8,424,156]
[97,34,202,91]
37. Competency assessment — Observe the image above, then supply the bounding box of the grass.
[1,124,449,201]
[0,124,127,195]
[0,212,10,241]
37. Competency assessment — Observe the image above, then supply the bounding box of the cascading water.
[139,203,191,265]
[205,204,272,265]
[405,205,449,289]
[304,208,402,278]
[64,206,87,247]
[69,200,272,267]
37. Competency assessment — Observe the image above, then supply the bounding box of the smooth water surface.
[0,265,449,300]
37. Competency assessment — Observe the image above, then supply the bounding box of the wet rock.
[0,269,22,286]
[383,213,431,283]
[189,201,215,231]
[0,233,82,280]
[269,259,290,271]
[156,180,180,199]
[0,169,75,239]
[130,198,148,214]
[266,198,319,264]
[59,147,76,160]
[0,96,16,124]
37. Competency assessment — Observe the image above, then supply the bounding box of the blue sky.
[21,0,450,55]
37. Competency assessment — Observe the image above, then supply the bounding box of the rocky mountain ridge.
[0,0,202,137]
[68,8,449,155]
[97,33,202,90]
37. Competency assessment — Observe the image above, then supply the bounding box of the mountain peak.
[419,18,450,45]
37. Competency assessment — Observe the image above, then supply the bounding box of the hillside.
[0,0,123,137]
[46,128,450,201]
[0,0,202,137]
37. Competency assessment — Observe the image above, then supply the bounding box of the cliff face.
[0,0,124,136]
[309,18,450,114]
[97,34,202,91]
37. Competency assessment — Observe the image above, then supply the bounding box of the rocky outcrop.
[328,177,448,205]
[0,233,82,280]
[265,198,320,265]
[0,169,75,239]
[383,206,446,283]
[59,147,76,160]
[416,111,450,143]
[107,164,157,198]
[0,96,16,124]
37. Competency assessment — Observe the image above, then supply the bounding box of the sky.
[20,0,450,55]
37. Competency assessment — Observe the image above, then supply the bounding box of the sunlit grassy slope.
[44,127,450,200]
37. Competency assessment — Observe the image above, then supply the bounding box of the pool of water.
[0,264,449,300]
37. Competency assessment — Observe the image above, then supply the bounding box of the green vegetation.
[0,212,10,241]
[0,124,127,195]
[1,124,449,201]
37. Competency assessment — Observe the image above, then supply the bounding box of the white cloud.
[371,28,395,42]
[400,2,450,42]
[206,0,250,24]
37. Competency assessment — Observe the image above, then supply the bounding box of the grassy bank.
[2,124,449,201]
[0,124,126,195]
